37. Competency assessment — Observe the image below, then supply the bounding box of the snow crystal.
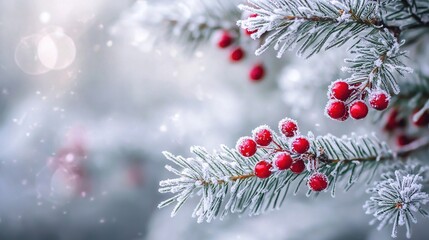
[308,27,317,34]
[374,58,383,67]
[288,20,303,31]
[336,13,351,23]
[269,14,283,22]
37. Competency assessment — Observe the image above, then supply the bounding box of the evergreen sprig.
[237,0,383,58]
[159,128,395,223]
[237,0,412,97]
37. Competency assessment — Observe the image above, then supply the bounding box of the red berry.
[290,159,305,174]
[339,108,349,121]
[279,118,298,137]
[384,109,399,131]
[412,108,429,127]
[252,126,272,146]
[369,90,390,111]
[291,136,310,154]
[396,134,416,147]
[249,64,265,81]
[230,47,245,62]
[245,14,258,36]
[274,152,293,170]
[325,100,347,120]
[217,31,233,48]
[383,109,406,131]
[308,172,328,191]
[236,137,257,157]
[254,161,272,178]
[330,80,351,101]
[245,28,257,36]
[349,100,368,120]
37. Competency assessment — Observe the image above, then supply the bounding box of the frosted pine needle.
[364,170,429,239]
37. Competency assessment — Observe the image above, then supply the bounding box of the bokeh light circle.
[15,27,76,74]
[38,29,76,70]
[15,34,51,75]
[36,166,76,204]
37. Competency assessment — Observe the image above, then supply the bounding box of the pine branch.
[237,0,384,58]
[238,0,412,103]
[129,0,241,52]
[158,117,429,223]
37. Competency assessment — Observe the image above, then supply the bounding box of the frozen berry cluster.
[325,80,391,121]
[215,14,266,82]
[235,117,329,192]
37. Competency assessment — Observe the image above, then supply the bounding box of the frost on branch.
[124,0,241,52]
[158,117,396,223]
[363,162,429,239]
[237,0,413,119]
[342,30,412,96]
[237,0,382,58]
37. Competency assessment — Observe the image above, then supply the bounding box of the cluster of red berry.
[215,14,265,82]
[235,118,328,192]
[325,80,391,121]
[384,106,429,146]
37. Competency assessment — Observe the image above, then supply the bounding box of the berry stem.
[282,9,381,26]
[199,173,255,186]
[271,139,283,150]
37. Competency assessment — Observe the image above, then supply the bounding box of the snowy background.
[0,0,428,239]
